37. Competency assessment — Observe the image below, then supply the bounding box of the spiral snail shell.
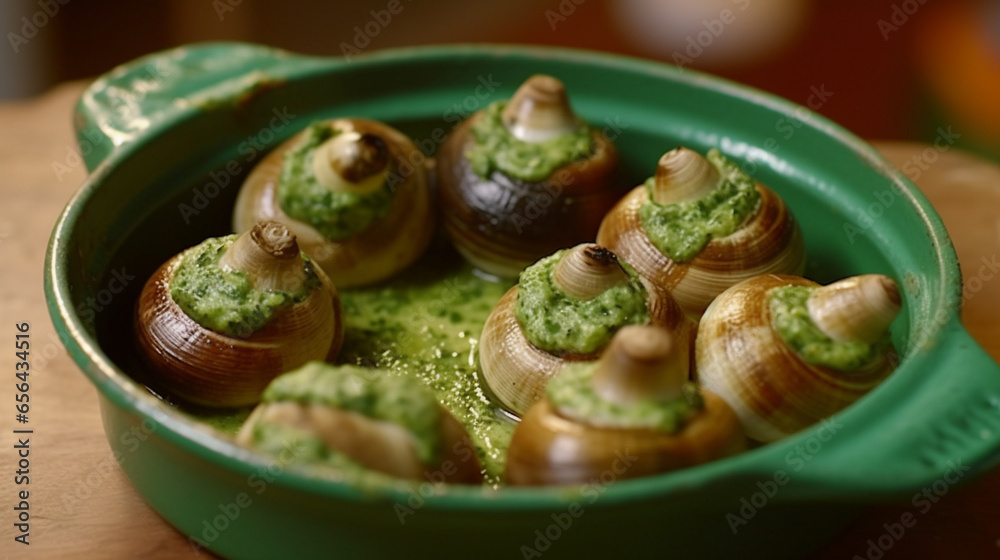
[236,363,482,483]
[135,221,343,407]
[597,147,806,316]
[438,75,625,277]
[505,325,746,486]
[479,243,694,416]
[233,118,434,288]
[696,273,901,442]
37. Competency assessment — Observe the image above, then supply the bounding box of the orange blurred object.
[915,0,1000,150]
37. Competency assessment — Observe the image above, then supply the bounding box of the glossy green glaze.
[46,43,1000,560]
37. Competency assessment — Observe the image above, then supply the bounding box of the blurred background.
[1,0,998,159]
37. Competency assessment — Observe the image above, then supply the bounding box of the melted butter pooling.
[191,248,515,486]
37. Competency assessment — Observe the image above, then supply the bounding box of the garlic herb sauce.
[170,235,320,337]
[514,249,650,355]
[197,251,516,484]
[768,285,891,371]
[549,363,703,431]
[639,149,761,263]
[278,124,395,241]
[259,363,445,464]
[465,101,593,182]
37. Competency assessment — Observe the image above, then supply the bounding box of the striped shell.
[233,118,434,288]
[505,326,744,486]
[695,274,897,442]
[596,153,805,316]
[135,231,343,408]
[505,392,745,486]
[478,246,695,417]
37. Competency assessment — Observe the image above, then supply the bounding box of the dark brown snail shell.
[438,75,625,278]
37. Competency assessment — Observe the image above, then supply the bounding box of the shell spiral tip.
[652,147,720,206]
[591,325,686,405]
[807,274,902,344]
[502,74,579,143]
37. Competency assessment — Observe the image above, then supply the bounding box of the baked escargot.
[233,118,434,287]
[696,273,901,442]
[236,362,483,484]
[135,221,343,407]
[438,74,624,277]
[506,325,746,486]
[597,147,805,316]
[479,243,693,416]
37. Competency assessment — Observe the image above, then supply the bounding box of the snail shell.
[479,243,694,416]
[135,222,343,407]
[236,400,482,484]
[438,75,625,278]
[233,118,434,288]
[505,326,746,486]
[597,147,806,316]
[696,274,900,442]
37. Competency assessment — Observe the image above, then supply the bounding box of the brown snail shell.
[236,401,482,484]
[233,118,434,288]
[438,75,625,278]
[505,326,746,486]
[696,273,900,443]
[135,222,343,407]
[479,243,694,416]
[597,147,806,316]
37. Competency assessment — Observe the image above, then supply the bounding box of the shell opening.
[220,221,309,292]
[501,75,580,143]
[311,129,390,194]
[651,147,721,206]
[591,325,686,405]
[552,244,629,300]
[807,274,902,344]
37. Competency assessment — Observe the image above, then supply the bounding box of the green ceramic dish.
[45,43,1000,560]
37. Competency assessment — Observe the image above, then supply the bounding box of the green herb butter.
[187,256,516,485]
[465,101,593,182]
[337,260,513,483]
[261,362,444,464]
[515,250,650,355]
[249,419,355,469]
[170,235,319,337]
[548,362,704,431]
[768,285,890,371]
[278,123,395,241]
[639,149,761,262]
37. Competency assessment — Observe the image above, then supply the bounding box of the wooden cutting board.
[0,83,997,559]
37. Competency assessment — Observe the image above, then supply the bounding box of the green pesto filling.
[465,100,593,182]
[249,420,364,472]
[261,362,443,464]
[548,362,704,431]
[277,123,395,241]
[768,286,891,371]
[170,235,320,337]
[639,149,761,263]
[514,250,650,355]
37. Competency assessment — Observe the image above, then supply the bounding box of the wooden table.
[1,83,998,559]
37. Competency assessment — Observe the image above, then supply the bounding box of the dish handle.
[72,42,329,172]
[780,323,1000,501]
